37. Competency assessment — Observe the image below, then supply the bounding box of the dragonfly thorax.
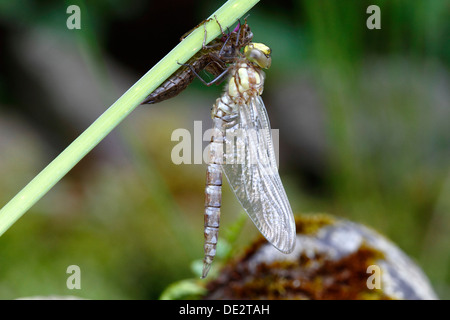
[227,63,265,103]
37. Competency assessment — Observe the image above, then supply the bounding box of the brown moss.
[203,215,391,300]
[295,213,336,235]
[204,245,389,300]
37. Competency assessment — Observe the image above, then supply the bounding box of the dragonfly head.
[243,43,272,69]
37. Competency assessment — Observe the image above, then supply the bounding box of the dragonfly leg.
[217,18,250,58]
[216,19,240,58]
[203,67,229,86]
[180,18,213,41]
[201,21,209,49]
[202,16,230,51]
[218,31,233,58]
[234,19,243,47]
[213,15,228,38]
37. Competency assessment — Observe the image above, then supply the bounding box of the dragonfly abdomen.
[203,180,221,278]
[203,164,223,278]
[142,52,211,104]
[202,105,233,278]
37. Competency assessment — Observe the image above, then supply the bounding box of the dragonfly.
[202,42,296,278]
[142,18,253,105]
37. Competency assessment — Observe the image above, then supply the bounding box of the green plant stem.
[0,0,261,236]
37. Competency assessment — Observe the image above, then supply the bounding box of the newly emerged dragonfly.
[203,42,296,278]
[140,18,295,278]
[142,19,253,104]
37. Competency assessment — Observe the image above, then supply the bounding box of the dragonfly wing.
[222,96,296,253]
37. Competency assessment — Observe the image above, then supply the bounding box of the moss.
[204,244,390,300]
[295,213,336,235]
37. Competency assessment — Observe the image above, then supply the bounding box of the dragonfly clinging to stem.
[140,18,296,278]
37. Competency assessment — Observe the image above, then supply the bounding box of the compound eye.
[244,43,272,69]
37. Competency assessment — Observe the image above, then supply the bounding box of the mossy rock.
[203,214,437,300]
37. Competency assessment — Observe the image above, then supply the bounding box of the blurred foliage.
[0,0,449,299]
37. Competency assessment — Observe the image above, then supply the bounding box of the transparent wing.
[222,95,296,253]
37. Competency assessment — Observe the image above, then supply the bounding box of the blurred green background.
[0,0,449,299]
